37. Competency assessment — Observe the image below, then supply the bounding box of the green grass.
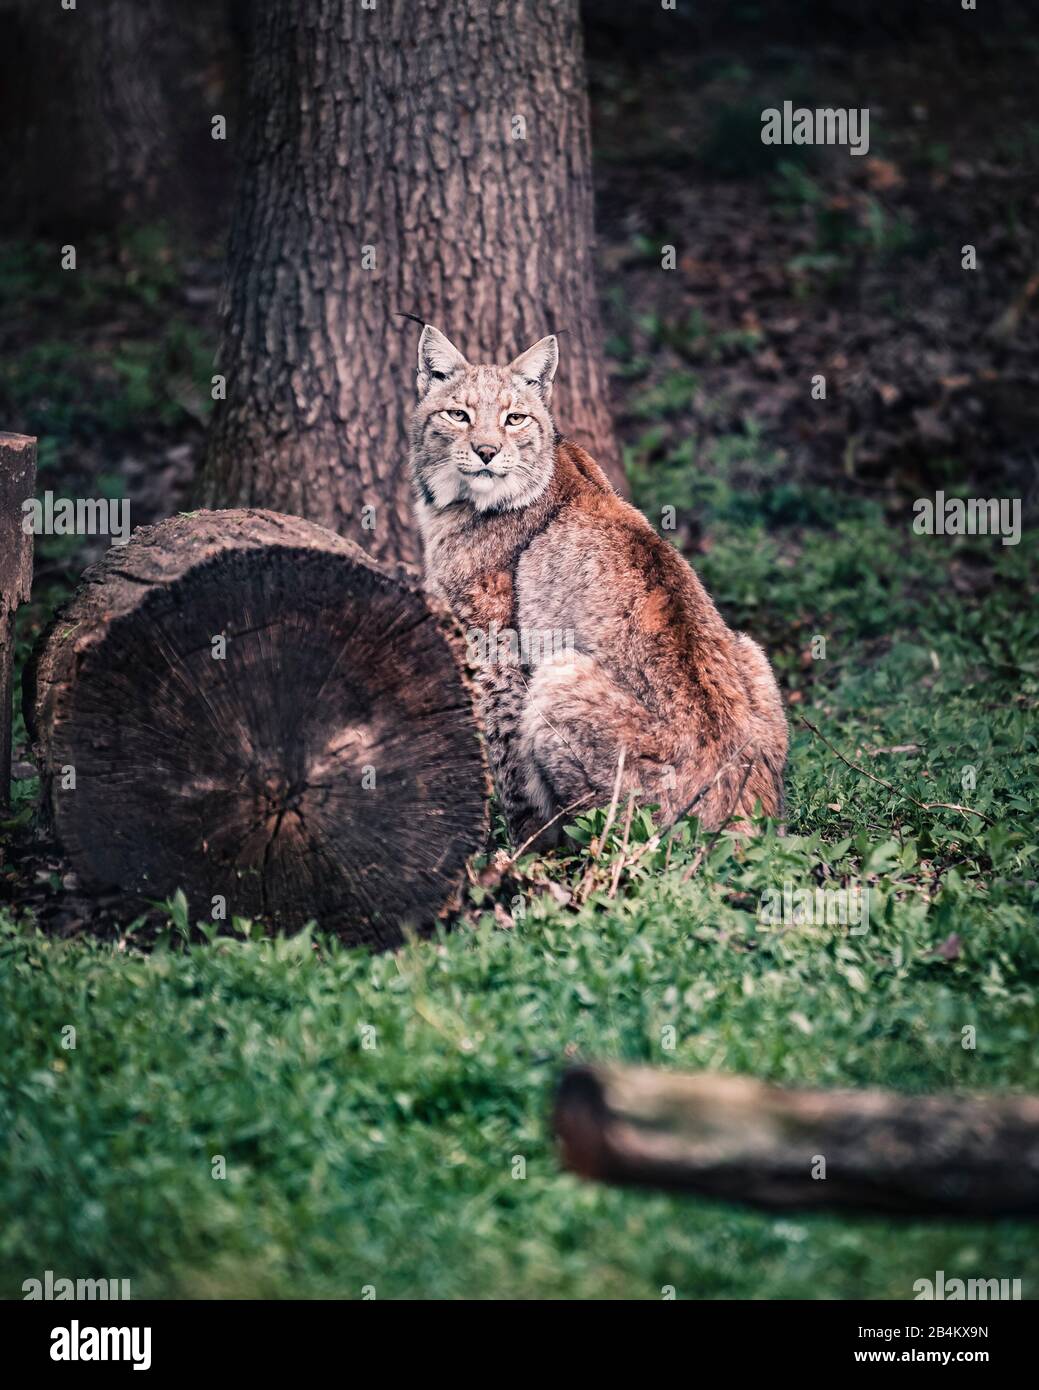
[2,487,1036,1299]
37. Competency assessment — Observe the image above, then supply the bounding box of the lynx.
[409,324,787,848]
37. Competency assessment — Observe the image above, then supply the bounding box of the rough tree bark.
[24,509,489,947]
[200,0,622,569]
[554,1065,1039,1217]
[0,434,36,813]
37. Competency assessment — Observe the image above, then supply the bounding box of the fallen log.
[554,1064,1039,1216]
[0,433,36,814]
[24,508,489,947]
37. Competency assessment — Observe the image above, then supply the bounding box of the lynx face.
[410,325,559,513]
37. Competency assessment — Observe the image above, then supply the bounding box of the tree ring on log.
[24,509,490,948]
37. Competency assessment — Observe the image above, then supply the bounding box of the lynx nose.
[472,443,500,465]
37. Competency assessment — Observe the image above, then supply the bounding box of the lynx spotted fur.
[409,325,787,847]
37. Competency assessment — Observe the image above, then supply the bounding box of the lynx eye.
[442,408,470,423]
[505,413,531,427]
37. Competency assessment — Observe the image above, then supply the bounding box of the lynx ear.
[417,325,468,396]
[509,335,559,403]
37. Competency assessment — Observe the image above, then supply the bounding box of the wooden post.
[0,434,36,814]
[554,1064,1039,1217]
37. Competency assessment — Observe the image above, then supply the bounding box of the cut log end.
[25,509,490,947]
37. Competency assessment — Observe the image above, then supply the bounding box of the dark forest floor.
[589,23,1039,515]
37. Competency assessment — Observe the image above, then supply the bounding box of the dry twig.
[800,717,991,824]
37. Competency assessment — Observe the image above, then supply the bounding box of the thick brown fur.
[409,326,787,846]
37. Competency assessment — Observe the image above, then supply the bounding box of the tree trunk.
[0,433,36,814]
[199,0,622,569]
[3,0,177,233]
[24,509,489,947]
[2,0,239,237]
[554,1065,1039,1217]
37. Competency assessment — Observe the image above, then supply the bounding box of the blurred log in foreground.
[25,508,489,948]
[554,1065,1039,1217]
